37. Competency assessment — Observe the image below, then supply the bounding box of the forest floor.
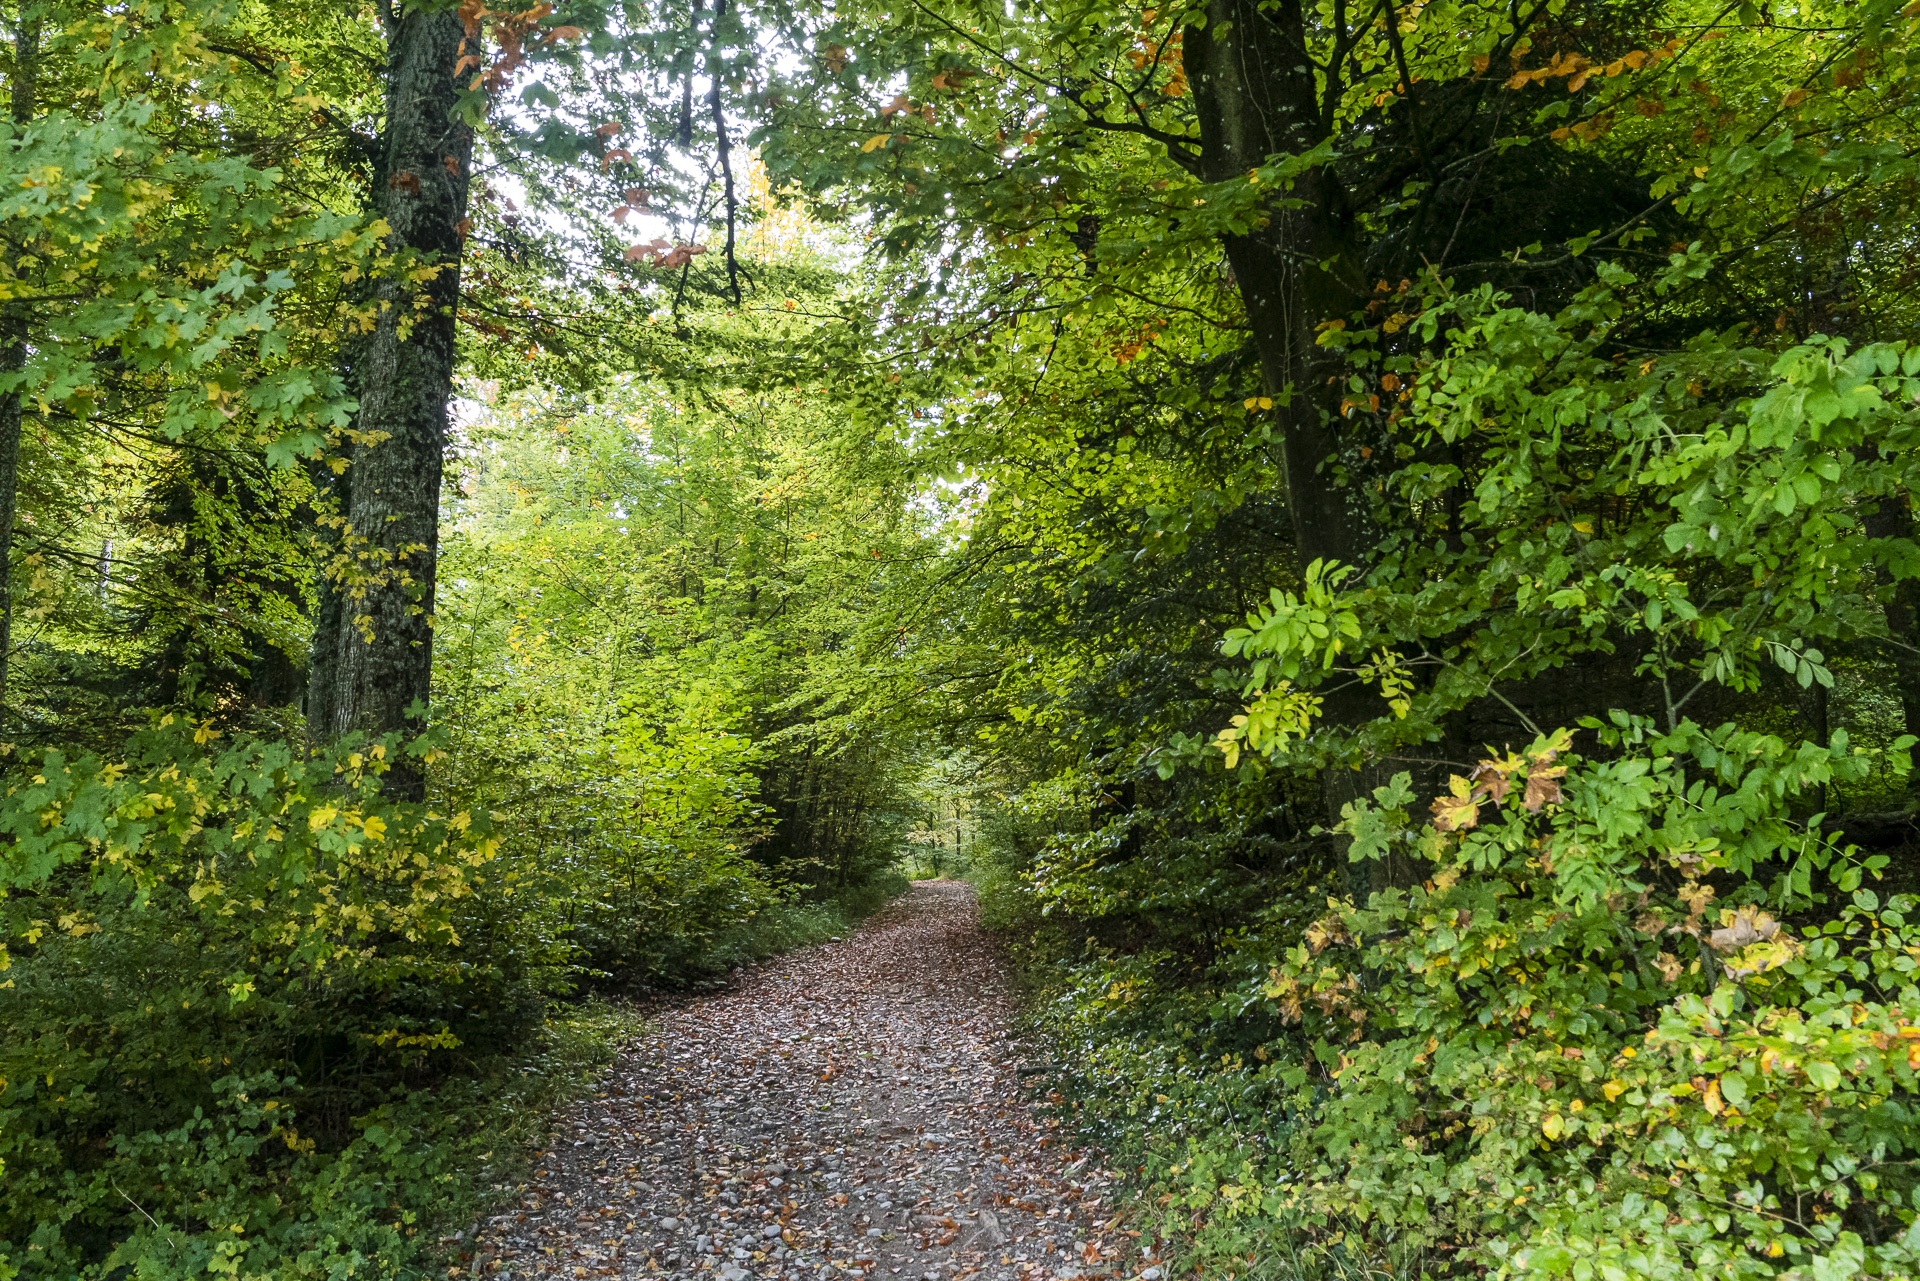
[469,880,1156,1281]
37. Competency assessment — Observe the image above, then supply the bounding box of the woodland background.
[2,0,1920,1277]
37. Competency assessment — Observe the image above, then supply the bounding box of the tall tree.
[0,2,38,715]
[306,5,474,795]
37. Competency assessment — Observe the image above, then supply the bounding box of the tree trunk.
[1864,487,1920,789]
[1183,0,1368,575]
[307,6,472,799]
[1184,0,1426,887]
[0,6,40,719]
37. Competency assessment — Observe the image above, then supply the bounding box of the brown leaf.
[656,243,707,270]
[1521,769,1563,812]
[1468,758,1512,804]
[1707,906,1781,952]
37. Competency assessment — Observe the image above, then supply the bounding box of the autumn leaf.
[1521,765,1564,812]
[1468,757,1513,804]
[1431,775,1480,832]
[860,134,893,153]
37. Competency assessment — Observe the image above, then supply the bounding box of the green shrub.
[0,720,532,1277]
[1231,719,1920,1278]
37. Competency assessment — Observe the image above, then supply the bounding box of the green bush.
[0,714,909,1277]
[1190,720,1920,1279]
[0,719,540,1277]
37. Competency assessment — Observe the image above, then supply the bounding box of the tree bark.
[307,6,472,799]
[0,6,40,719]
[1864,487,1920,789]
[1184,0,1422,889]
[1183,0,1368,574]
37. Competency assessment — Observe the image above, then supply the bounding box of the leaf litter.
[471,881,1160,1281]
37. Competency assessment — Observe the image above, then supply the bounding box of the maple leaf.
[1430,775,1480,832]
[1678,881,1716,920]
[1467,757,1513,804]
[656,243,708,270]
[1521,764,1565,812]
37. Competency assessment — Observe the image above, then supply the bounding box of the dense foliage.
[4,0,1920,1275]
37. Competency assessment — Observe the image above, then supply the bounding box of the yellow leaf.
[860,134,893,152]
[1703,1078,1724,1115]
[308,806,338,832]
[1541,1113,1565,1139]
[363,815,388,842]
[1602,1079,1626,1101]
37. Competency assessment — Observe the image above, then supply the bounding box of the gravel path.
[473,881,1153,1281]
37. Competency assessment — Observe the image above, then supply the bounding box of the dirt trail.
[475,881,1155,1281]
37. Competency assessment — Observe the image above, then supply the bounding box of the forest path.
[474,881,1152,1281]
